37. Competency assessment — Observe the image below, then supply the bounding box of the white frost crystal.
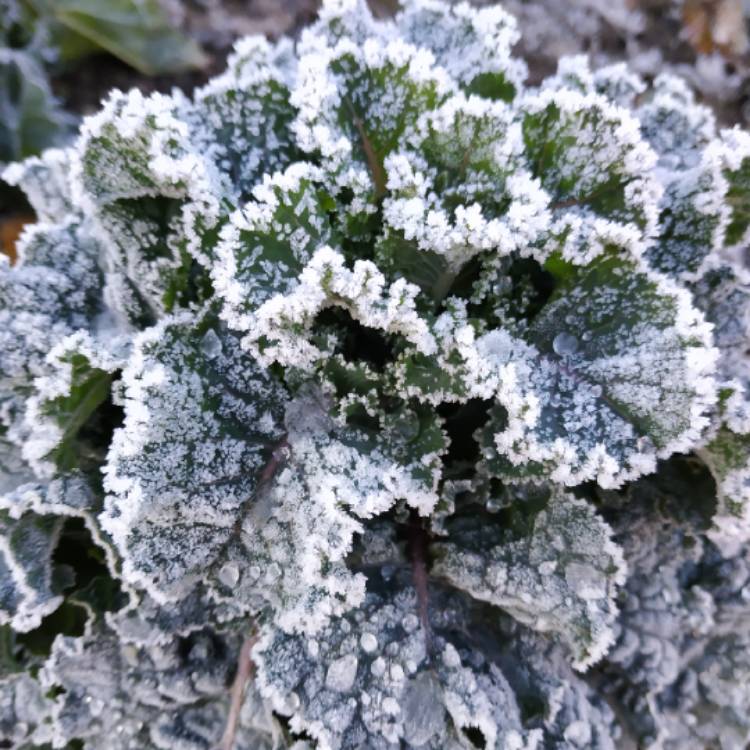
[2,0,750,747]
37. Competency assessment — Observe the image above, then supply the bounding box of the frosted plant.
[1,1,750,748]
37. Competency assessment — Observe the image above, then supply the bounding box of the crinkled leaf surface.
[0,219,102,431]
[478,250,717,487]
[41,621,280,750]
[432,486,626,670]
[256,568,618,750]
[101,312,287,601]
[192,36,300,198]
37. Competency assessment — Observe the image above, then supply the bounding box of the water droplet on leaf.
[218,561,241,587]
[553,331,579,357]
[325,653,358,692]
[200,328,222,359]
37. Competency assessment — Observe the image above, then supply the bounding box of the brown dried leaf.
[683,0,749,57]
[0,214,34,265]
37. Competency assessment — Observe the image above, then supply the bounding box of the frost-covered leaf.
[597,461,750,749]
[76,89,226,322]
[102,310,443,633]
[256,569,619,749]
[433,487,626,670]
[213,387,446,635]
[41,622,282,750]
[256,574,538,750]
[396,0,527,101]
[599,459,714,693]
[0,507,64,632]
[637,74,717,166]
[638,93,750,281]
[399,248,717,488]
[521,86,662,263]
[379,95,550,285]
[479,250,718,487]
[700,421,750,556]
[101,311,287,601]
[0,474,99,632]
[543,56,646,110]
[653,630,750,750]
[213,162,334,321]
[291,32,451,198]
[23,330,127,478]
[0,219,103,431]
[645,140,730,281]
[229,244,436,372]
[1,147,74,223]
[192,36,300,198]
[690,264,750,384]
[0,671,54,748]
[721,127,750,247]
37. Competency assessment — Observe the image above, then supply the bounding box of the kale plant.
[1,1,750,748]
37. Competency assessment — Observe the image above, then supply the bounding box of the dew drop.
[200,328,223,359]
[486,496,503,513]
[538,560,557,575]
[360,632,378,653]
[371,657,386,677]
[553,331,579,357]
[218,561,241,587]
[325,653,358,693]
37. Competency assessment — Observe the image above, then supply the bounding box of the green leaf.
[700,421,750,556]
[378,96,550,288]
[77,89,224,320]
[213,162,335,319]
[0,49,72,162]
[721,129,750,247]
[220,244,435,372]
[396,0,526,101]
[44,0,207,75]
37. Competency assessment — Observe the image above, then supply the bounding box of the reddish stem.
[408,511,433,654]
[260,438,289,484]
[214,633,258,750]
